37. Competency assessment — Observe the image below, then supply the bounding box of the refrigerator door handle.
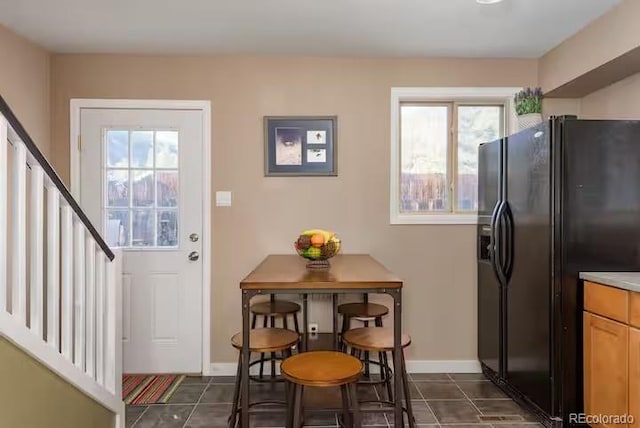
[491,200,507,285]
[502,202,514,282]
[488,201,500,278]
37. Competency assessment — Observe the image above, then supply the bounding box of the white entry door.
[79,108,204,374]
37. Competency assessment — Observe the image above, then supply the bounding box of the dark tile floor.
[126,373,544,428]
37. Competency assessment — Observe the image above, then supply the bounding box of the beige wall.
[539,0,640,93]
[0,337,113,428]
[539,72,640,121]
[541,98,581,119]
[0,24,51,155]
[50,54,537,363]
[580,72,640,119]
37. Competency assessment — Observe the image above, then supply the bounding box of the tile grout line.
[414,378,442,428]
[181,380,210,428]
[449,376,529,424]
[129,406,149,428]
[371,378,391,428]
[449,374,485,417]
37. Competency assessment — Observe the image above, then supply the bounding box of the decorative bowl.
[294,230,341,269]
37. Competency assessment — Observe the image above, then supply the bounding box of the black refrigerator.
[477,116,640,426]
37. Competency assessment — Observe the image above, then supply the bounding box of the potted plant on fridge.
[514,87,543,130]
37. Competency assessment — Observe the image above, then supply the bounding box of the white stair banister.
[0,116,7,312]
[95,253,105,385]
[105,255,116,394]
[0,95,124,428]
[46,186,60,349]
[74,220,86,369]
[30,164,45,337]
[11,140,26,322]
[85,237,96,378]
[61,204,74,359]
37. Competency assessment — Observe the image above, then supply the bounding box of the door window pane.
[130,131,154,168]
[132,170,154,207]
[103,128,180,248]
[106,210,129,247]
[132,209,154,247]
[457,106,503,211]
[156,131,179,168]
[157,211,178,247]
[106,170,129,207]
[106,130,129,168]
[157,171,178,207]
[400,104,450,212]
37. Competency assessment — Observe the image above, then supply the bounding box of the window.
[391,87,518,224]
[104,129,179,248]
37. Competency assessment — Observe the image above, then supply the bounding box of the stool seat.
[338,302,389,318]
[231,328,299,353]
[343,327,411,352]
[281,351,363,387]
[250,300,301,316]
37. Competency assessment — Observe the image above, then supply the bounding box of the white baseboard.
[208,359,481,377]
[405,360,481,373]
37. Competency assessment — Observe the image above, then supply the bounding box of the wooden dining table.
[239,254,403,427]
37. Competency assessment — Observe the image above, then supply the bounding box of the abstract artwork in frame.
[264,116,337,176]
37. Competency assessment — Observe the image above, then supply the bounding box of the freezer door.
[477,140,502,375]
[478,140,502,223]
[505,123,553,414]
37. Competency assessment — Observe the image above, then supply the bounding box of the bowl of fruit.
[294,229,341,269]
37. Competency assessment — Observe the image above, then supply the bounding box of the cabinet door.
[630,328,640,428]
[584,312,629,428]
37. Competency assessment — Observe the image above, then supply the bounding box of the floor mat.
[122,374,186,405]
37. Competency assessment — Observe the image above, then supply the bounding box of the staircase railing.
[0,95,124,427]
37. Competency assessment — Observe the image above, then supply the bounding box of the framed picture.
[264,116,337,176]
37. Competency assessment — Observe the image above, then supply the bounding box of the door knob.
[188,251,200,261]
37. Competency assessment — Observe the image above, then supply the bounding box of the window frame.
[390,87,521,225]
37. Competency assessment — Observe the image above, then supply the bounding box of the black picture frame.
[264,116,337,176]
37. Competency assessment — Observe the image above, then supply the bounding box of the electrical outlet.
[308,323,319,334]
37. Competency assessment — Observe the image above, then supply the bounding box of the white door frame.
[69,98,212,375]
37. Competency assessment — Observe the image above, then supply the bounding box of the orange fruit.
[310,234,325,248]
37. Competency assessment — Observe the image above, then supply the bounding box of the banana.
[302,229,335,242]
[332,237,341,252]
[302,228,324,236]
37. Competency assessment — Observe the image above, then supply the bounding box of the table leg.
[303,294,309,351]
[332,293,338,350]
[241,290,252,428]
[392,289,402,428]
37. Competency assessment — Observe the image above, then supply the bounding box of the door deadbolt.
[189,233,199,242]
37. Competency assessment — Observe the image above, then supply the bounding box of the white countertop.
[580,272,640,293]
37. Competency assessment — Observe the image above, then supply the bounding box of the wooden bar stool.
[251,298,301,379]
[281,351,363,428]
[228,328,300,428]
[342,327,415,428]
[338,300,389,376]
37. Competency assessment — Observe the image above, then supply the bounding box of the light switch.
[216,191,232,207]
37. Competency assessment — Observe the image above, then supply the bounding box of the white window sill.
[390,213,478,225]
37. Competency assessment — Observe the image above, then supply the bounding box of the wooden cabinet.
[630,293,640,329]
[584,312,629,428]
[583,281,640,428]
[630,328,640,428]
[585,281,629,323]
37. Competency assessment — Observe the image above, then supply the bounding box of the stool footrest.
[248,375,286,383]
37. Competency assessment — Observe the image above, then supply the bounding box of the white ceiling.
[0,0,622,57]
